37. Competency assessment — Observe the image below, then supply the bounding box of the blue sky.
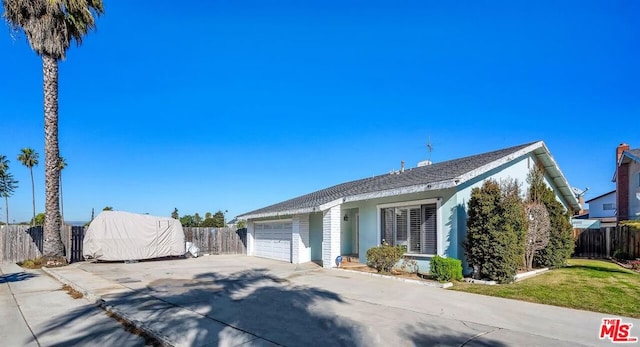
[0,1,638,223]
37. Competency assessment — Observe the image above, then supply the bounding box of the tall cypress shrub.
[464,179,524,283]
[527,167,574,268]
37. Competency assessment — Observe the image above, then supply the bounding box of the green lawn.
[450,259,640,318]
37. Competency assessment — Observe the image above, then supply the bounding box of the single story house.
[237,141,580,271]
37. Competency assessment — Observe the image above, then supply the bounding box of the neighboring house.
[586,190,616,218]
[614,143,640,222]
[578,190,617,229]
[237,141,580,271]
[226,218,238,228]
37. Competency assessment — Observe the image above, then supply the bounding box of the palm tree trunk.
[30,167,35,226]
[42,54,64,257]
[4,196,8,225]
[59,174,64,224]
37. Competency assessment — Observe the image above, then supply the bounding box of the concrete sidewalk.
[38,256,640,347]
[0,262,147,347]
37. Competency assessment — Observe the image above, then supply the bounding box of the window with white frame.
[603,203,616,211]
[380,203,437,255]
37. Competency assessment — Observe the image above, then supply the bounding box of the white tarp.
[83,211,185,261]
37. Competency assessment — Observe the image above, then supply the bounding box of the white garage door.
[254,222,292,262]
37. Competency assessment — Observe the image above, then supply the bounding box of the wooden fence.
[574,228,607,258]
[611,225,640,259]
[183,227,247,255]
[0,225,78,263]
[574,225,640,259]
[1,225,246,263]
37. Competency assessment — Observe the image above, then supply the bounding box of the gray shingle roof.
[239,141,539,218]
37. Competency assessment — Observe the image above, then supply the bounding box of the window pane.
[382,208,394,245]
[409,208,421,253]
[396,209,408,244]
[422,204,437,254]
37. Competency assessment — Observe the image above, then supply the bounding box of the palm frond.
[2,0,103,59]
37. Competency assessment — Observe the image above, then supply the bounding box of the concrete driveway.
[47,255,639,346]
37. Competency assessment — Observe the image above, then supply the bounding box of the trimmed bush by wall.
[366,244,405,273]
[430,255,463,282]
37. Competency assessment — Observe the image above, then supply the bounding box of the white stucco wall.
[587,192,616,218]
[292,214,311,263]
[246,222,255,256]
[322,205,341,268]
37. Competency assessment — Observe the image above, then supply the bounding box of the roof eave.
[237,207,318,220]
[343,180,457,203]
[457,140,579,211]
[534,142,581,212]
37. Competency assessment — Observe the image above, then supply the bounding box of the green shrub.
[528,167,574,269]
[430,255,463,282]
[21,260,35,268]
[366,244,405,273]
[464,179,523,283]
[620,220,640,232]
[613,249,630,261]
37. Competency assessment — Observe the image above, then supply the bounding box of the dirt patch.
[61,284,84,299]
[105,310,164,347]
[20,256,68,269]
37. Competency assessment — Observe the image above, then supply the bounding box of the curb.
[41,266,102,303]
[333,268,452,288]
[41,266,175,347]
[514,268,549,282]
[101,303,175,347]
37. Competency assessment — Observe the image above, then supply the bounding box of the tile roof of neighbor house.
[239,140,580,219]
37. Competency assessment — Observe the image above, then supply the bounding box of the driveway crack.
[460,327,501,347]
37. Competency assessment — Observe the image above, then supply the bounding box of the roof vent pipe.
[401,160,405,173]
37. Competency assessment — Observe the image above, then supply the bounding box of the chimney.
[616,143,630,222]
[617,143,630,164]
[400,160,405,173]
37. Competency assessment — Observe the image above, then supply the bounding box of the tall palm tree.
[0,155,19,225]
[2,0,104,257]
[58,156,66,224]
[0,155,4,226]
[0,155,7,178]
[17,148,39,226]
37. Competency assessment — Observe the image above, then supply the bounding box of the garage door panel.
[254,222,292,262]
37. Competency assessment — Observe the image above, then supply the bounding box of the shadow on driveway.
[34,265,524,346]
[31,304,148,347]
[121,267,366,346]
[0,271,37,283]
[403,322,510,347]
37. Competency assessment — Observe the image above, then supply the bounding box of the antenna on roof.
[426,136,433,162]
